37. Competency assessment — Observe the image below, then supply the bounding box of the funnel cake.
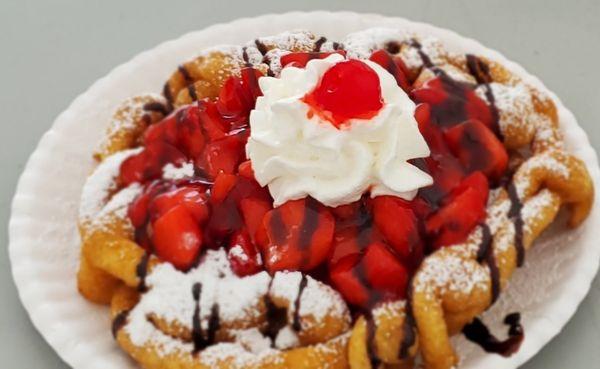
[77,28,594,369]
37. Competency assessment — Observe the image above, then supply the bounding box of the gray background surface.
[1,0,599,368]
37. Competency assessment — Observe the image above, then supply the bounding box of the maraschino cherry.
[302,59,384,128]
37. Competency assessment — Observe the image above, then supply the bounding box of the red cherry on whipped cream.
[302,59,384,128]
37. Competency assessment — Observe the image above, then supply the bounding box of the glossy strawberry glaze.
[120,50,508,311]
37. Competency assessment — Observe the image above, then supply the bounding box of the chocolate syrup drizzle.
[111,310,130,338]
[242,47,252,67]
[254,39,269,56]
[191,282,222,352]
[143,101,170,116]
[410,39,434,69]
[292,275,308,331]
[136,252,151,292]
[385,41,401,55]
[178,65,193,84]
[162,83,174,106]
[398,287,416,359]
[365,312,382,369]
[187,84,198,101]
[462,313,524,356]
[466,54,501,138]
[476,224,501,303]
[298,198,322,268]
[313,36,327,52]
[507,184,525,267]
[263,279,289,346]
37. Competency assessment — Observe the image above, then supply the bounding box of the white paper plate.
[9,11,600,369]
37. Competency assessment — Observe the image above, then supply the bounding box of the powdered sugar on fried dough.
[79,148,141,223]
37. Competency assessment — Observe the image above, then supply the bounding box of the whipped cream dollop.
[246,54,432,207]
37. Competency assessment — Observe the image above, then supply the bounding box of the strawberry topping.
[444,119,508,181]
[330,241,409,309]
[258,198,335,273]
[425,172,489,249]
[120,48,511,309]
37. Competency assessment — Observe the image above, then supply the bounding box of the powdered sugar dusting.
[96,94,164,154]
[255,30,316,52]
[79,148,141,223]
[274,326,299,349]
[414,251,489,299]
[298,276,351,328]
[486,190,511,234]
[343,27,408,59]
[521,189,558,235]
[162,161,195,180]
[373,300,406,334]
[270,272,350,331]
[124,250,349,358]
[514,152,570,199]
[476,83,536,139]
[88,183,142,233]
[399,37,449,71]
[134,249,270,333]
[234,328,272,353]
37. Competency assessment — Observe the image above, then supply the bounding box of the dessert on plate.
[76,28,594,369]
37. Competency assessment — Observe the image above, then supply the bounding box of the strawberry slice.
[119,142,187,186]
[148,186,210,224]
[329,200,382,267]
[199,130,248,179]
[330,242,409,309]
[128,180,175,228]
[280,50,347,68]
[329,223,382,268]
[210,173,239,204]
[240,68,263,109]
[369,49,411,92]
[216,68,263,126]
[239,197,272,243]
[144,109,180,146]
[444,119,508,181]
[152,204,203,271]
[425,171,489,249]
[329,254,368,307]
[197,100,229,141]
[237,160,255,181]
[175,105,206,161]
[227,228,263,277]
[207,172,271,243]
[217,75,250,122]
[412,103,466,207]
[411,75,493,130]
[330,201,361,221]
[371,196,422,265]
[259,198,335,273]
[363,242,409,301]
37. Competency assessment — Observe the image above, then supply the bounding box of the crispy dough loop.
[81,212,159,289]
[513,150,594,227]
[165,52,245,108]
[348,302,417,369]
[95,94,168,162]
